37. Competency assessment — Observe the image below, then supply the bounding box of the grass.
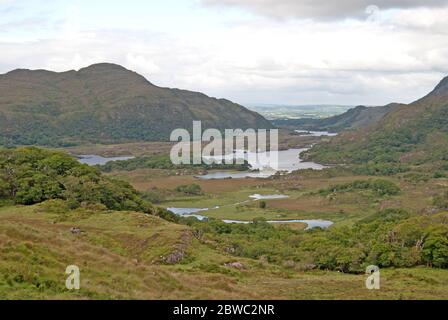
[0,204,271,299]
[3,143,448,299]
[109,169,264,194]
[103,163,448,227]
[127,172,439,224]
[62,141,175,157]
[1,204,448,299]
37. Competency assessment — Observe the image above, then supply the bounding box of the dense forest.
[0,147,176,220]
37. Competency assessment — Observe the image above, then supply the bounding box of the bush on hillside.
[0,147,154,213]
[175,184,203,195]
[318,179,401,197]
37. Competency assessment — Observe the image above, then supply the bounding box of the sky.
[0,0,448,106]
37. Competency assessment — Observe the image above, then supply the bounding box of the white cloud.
[0,1,447,106]
[201,0,448,19]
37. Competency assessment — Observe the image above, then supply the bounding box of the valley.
[1,140,448,299]
[1,204,448,300]
[2,0,448,310]
[1,67,448,301]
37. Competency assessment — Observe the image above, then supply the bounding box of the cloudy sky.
[1,0,447,106]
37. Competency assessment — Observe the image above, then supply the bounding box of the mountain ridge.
[429,76,448,96]
[273,103,400,132]
[306,75,448,168]
[0,63,273,146]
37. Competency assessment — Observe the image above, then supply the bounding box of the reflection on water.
[77,155,135,166]
[249,194,289,200]
[295,130,338,137]
[199,148,326,180]
[166,207,209,221]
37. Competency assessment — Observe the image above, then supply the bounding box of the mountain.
[306,76,448,169]
[0,63,273,146]
[272,104,399,132]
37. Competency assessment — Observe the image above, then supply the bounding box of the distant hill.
[306,76,448,169]
[248,104,352,121]
[0,63,273,146]
[272,104,399,132]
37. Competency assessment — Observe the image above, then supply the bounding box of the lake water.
[167,207,209,221]
[249,194,289,200]
[77,155,135,166]
[295,130,338,137]
[199,148,326,180]
[167,207,334,230]
[223,219,334,230]
[167,194,334,230]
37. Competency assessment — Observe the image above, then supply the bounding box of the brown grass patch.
[61,141,174,157]
[120,173,263,194]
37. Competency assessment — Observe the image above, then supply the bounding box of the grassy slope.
[1,203,448,300]
[0,204,256,299]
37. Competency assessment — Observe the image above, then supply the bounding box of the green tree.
[422,228,448,268]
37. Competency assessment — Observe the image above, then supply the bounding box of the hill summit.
[0,63,273,146]
[428,76,448,97]
[306,75,448,170]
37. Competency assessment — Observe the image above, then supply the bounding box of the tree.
[422,228,448,268]
[0,147,155,213]
[175,184,202,195]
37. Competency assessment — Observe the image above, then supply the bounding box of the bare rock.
[283,260,296,268]
[70,227,81,235]
[163,250,186,265]
[224,262,246,270]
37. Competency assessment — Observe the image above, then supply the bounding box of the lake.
[199,148,326,180]
[167,207,209,221]
[249,194,289,200]
[77,154,135,166]
[295,130,338,137]
[167,207,334,230]
[167,194,334,230]
[223,219,334,230]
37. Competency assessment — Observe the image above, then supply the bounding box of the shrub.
[175,184,202,195]
[0,147,155,214]
[319,179,400,197]
[433,191,448,210]
[422,227,448,268]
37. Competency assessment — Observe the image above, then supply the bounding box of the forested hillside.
[0,63,273,146]
[0,147,165,215]
[306,76,448,170]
